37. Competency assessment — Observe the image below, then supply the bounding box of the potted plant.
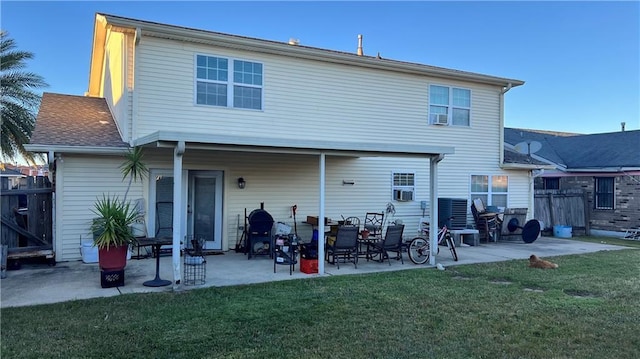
[91,196,139,271]
[91,147,148,272]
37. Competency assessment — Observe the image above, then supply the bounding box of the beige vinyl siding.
[133,37,503,149]
[57,155,143,261]
[102,30,131,142]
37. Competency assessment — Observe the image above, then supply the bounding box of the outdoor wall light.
[237,177,246,189]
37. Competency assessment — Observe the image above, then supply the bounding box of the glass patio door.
[187,171,223,250]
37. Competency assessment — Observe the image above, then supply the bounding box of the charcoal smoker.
[246,207,274,259]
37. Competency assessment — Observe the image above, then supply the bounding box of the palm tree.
[0,30,48,164]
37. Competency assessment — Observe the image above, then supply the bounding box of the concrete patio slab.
[0,237,628,308]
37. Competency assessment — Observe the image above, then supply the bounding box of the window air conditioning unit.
[395,189,414,202]
[430,113,449,125]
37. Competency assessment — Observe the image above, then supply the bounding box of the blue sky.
[2,1,639,134]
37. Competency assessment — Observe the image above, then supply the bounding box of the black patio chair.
[326,225,359,269]
[367,224,405,265]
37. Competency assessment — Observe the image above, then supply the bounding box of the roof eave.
[134,131,455,158]
[500,163,556,170]
[100,13,524,88]
[25,144,130,155]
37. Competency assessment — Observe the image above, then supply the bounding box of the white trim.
[134,131,455,158]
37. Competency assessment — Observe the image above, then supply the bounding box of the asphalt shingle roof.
[505,128,640,169]
[30,93,128,148]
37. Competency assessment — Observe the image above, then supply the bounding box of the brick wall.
[535,175,640,233]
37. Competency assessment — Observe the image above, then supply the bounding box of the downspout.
[529,169,545,221]
[499,83,513,167]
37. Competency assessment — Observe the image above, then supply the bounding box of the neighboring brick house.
[504,128,640,236]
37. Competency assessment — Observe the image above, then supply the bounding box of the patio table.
[139,237,173,287]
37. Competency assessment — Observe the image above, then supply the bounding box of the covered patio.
[0,237,626,308]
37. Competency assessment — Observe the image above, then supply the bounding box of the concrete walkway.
[0,237,628,308]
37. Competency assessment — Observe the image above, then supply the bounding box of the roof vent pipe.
[621,122,626,131]
[357,34,363,56]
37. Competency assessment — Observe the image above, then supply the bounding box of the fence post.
[583,190,591,236]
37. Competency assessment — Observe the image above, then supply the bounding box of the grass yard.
[1,242,639,358]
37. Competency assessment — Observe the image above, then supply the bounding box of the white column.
[318,153,326,275]
[172,141,185,285]
[429,155,442,266]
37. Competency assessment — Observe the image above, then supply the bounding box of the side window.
[392,172,415,202]
[594,177,614,209]
[543,177,560,190]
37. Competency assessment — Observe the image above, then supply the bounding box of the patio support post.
[172,141,185,285]
[429,155,443,266]
[318,153,326,275]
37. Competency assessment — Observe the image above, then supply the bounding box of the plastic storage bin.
[553,225,572,238]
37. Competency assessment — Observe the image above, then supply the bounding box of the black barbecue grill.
[247,209,274,259]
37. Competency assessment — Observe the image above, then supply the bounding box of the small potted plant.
[91,147,148,272]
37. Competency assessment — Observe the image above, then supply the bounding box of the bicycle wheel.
[408,237,430,264]
[445,232,458,261]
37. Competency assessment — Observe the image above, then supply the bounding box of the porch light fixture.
[237,177,246,189]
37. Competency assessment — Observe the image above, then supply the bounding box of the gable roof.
[504,128,640,171]
[26,93,129,154]
[89,13,524,96]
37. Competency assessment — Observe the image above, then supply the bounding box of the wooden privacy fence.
[1,176,54,262]
[534,189,589,235]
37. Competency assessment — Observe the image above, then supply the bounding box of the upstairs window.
[196,55,263,110]
[594,177,614,209]
[429,85,471,126]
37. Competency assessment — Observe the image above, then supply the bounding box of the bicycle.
[407,217,458,264]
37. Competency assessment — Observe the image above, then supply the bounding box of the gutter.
[24,144,130,155]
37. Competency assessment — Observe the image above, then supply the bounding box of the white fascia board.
[25,144,130,155]
[134,131,455,158]
[501,163,557,170]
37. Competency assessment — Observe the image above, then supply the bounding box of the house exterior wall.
[56,154,143,261]
[102,29,132,142]
[534,175,640,233]
[56,24,530,261]
[132,36,503,147]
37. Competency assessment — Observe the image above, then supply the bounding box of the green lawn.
[1,241,639,359]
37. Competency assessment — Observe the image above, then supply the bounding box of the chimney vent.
[288,38,299,45]
[357,34,363,56]
[621,122,626,131]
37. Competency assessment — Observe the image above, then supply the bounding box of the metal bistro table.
[138,237,173,287]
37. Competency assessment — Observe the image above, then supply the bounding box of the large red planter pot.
[98,245,128,271]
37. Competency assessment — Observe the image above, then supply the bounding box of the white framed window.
[429,84,471,126]
[392,172,415,201]
[470,175,508,208]
[196,54,263,110]
[594,177,614,210]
